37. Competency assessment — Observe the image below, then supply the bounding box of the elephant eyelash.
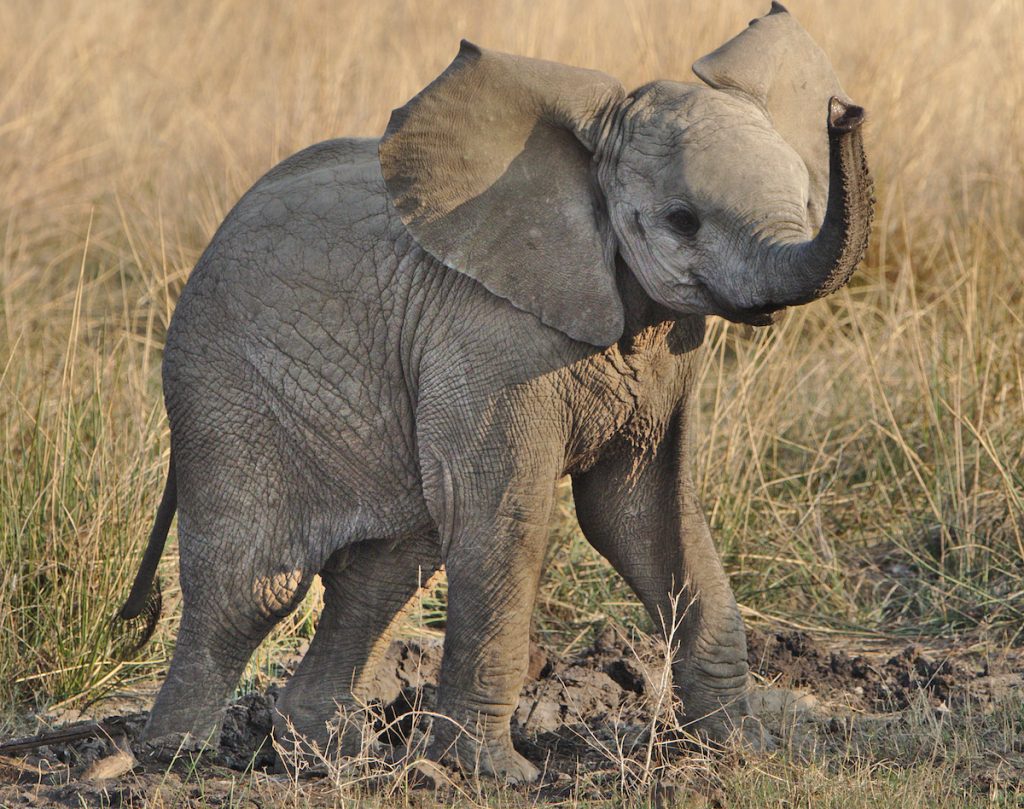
[664,206,701,239]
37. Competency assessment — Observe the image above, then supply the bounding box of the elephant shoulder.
[200,137,393,270]
[252,138,382,192]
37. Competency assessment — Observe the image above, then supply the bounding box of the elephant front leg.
[426,478,553,784]
[572,421,763,749]
[665,501,757,744]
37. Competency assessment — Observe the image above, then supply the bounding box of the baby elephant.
[119,3,871,783]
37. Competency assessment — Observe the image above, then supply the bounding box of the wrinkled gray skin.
[125,4,872,784]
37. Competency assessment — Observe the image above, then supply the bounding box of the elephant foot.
[135,730,213,764]
[451,736,540,784]
[735,714,777,753]
[693,711,776,753]
[429,716,539,784]
[679,695,777,755]
[272,702,373,767]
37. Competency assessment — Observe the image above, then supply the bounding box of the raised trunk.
[750,97,874,310]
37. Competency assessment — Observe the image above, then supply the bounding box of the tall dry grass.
[0,0,1022,717]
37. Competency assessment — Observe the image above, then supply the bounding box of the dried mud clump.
[747,628,983,710]
[215,692,277,770]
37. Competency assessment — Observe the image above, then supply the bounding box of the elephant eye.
[665,206,701,239]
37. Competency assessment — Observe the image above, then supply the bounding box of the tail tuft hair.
[112,577,162,657]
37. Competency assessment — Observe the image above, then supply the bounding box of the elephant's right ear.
[380,42,626,347]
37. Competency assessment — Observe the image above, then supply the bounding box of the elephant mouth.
[698,282,787,327]
[723,306,787,327]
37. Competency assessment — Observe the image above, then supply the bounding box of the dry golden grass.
[1,0,1022,803]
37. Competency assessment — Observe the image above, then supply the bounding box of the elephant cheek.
[617,232,686,309]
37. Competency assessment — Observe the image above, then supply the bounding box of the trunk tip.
[828,97,865,133]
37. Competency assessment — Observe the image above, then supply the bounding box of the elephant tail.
[114,452,176,652]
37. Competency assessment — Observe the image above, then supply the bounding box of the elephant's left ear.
[693,2,850,221]
[380,42,627,347]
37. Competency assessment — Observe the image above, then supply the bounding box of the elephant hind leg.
[274,532,440,759]
[141,515,314,757]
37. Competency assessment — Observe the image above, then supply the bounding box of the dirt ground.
[2,628,1021,807]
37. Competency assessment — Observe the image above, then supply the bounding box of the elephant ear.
[380,42,626,347]
[693,2,849,222]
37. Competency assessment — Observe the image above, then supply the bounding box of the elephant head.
[380,3,873,346]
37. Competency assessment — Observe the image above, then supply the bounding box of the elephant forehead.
[673,117,809,209]
[621,82,769,151]
[620,83,809,209]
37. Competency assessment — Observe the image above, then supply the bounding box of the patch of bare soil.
[1,629,1020,807]
[745,628,1009,711]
